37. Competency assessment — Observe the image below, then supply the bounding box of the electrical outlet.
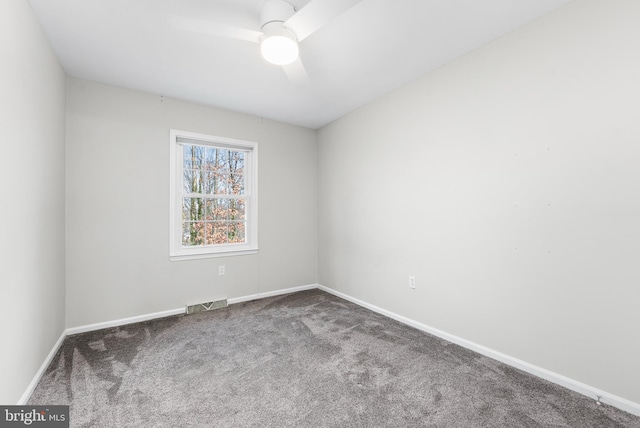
[219,265,225,276]
[409,276,416,289]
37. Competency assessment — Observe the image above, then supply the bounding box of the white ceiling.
[28,0,571,129]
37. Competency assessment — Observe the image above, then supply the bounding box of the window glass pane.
[182,198,205,221]
[215,173,228,195]
[206,148,227,171]
[229,151,244,195]
[204,170,215,194]
[228,222,246,243]
[206,199,228,220]
[229,172,244,195]
[229,151,245,173]
[182,222,205,246]
[183,169,203,194]
[229,199,245,220]
[183,145,192,169]
[184,145,204,169]
[207,221,228,245]
[185,146,245,196]
[205,147,217,170]
[210,173,235,195]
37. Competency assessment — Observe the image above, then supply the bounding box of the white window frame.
[169,129,258,260]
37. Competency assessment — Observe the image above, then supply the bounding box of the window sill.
[170,248,258,261]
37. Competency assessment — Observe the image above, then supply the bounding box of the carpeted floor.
[29,289,640,427]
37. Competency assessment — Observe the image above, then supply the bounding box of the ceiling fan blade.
[167,14,261,43]
[282,58,310,86]
[284,0,364,42]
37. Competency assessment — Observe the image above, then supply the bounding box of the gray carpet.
[29,289,640,427]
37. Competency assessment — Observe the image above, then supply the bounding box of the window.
[170,130,258,260]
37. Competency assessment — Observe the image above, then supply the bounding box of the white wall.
[0,1,66,404]
[65,78,317,328]
[318,0,640,405]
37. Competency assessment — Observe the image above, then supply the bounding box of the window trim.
[169,129,258,261]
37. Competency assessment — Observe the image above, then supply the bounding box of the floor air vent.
[186,299,228,314]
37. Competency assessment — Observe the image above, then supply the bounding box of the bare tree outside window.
[181,144,246,247]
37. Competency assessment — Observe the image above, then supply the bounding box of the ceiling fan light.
[261,36,299,65]
[260,22,299,65]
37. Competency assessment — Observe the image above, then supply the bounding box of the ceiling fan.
[167,0,364,84]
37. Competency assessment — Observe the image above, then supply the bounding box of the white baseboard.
[23,283,640,418]
[317,284,640,417]
[227,283,318,304]
[65,307,186,336]
[17,331,66,405]
[66,284,319,336]
[21,283,319,403]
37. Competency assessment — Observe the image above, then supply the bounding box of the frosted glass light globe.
[260,22,299,65]
[261,36,299,65]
